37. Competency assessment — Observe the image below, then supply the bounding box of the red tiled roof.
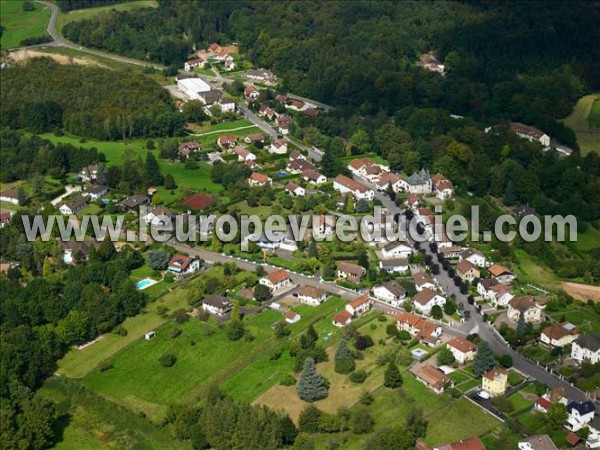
[349,294,369,309]
[249,172,270,183]
[447,337,477,353]
[489,264,512,277]
[334,310,353,325]
[334,175,370,193]
[413,288,439,305]
[181,193,213,211]
[456,260,477,275]
[536,397,551,409]
[168,254,191,270]
[267,269,289,284]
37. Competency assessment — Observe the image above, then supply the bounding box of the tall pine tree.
[144,151,164,186]
[334,339,355,374]
[384,361,403,388]
[473,341,496,377]
[297,357,328,402]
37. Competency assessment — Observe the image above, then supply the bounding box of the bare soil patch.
[562,282,600,302]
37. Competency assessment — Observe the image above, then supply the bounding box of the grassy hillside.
[0,0,50,48]
[562,93,600,155]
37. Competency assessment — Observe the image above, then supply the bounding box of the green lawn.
[55,0,158,37]
[0,0,51,48]
[38,378,190,450]
[508,391,534,414]
[561,93,600,155]
[81,310,285,420]
[38,133,221,198]
[57,283,191,378]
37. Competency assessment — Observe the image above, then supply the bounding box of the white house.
[507,296,544,323]
[337,262,366,283]
[459,248,487,268]
[247,68,276,85]
[184,58,206,71]
[566,401,596,432]
[167,254,200,274]
[233,146,256,162]
[78,164,100,182]
[489,264,516,284]
[510,122,551,148]
[313,215,335,237]
[345,294,371,316]
[375,172,403,192]
[446,337,477,364]
[540,323,578,348]
[381,242,413,259]
[396,312,442,346]
[379,258,409,273]
[413,288,446,315]
[284,310,301,324]
[372,281,406,307]
[270,138,288,154]
[297,286,327,306]
[333,175,374,200]
[83,184,108,201]
[248,172,272,187]
[302,169,327,185]
[143,205,173,226]
[488,284,514,307]
[201,295,233,316]
[432,173,454,200]
[285,182,305,196]
[413,271,436,292]
[59,196,87,215]
[571,334,600,364]
[333,310,353,328]
[0,188,19,205]
[404,169,432,194]
[259,269,293,293]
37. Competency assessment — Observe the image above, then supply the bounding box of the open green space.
[55,0,159,37]
[38,378,190,450]
[0,0,50,49]
[561,93,600,155]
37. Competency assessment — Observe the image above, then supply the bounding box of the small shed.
[145,331,156,341]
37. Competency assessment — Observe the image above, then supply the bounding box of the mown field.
[561,93,600,155]
[0,0,50,48]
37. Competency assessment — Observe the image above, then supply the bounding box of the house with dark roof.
[518,435,558,450]
[200,295,233,316]
[404,169,432,194]
[566,401,596,431]
[121,195,150,212]
[507,296,544,323]
[571,333,600,364]
[59,195,88,215]
[459,248,487,267]
[0,187,20,205]
[337,262,366,283]
[378,258,409,273]
[372,281,406,307]
[83,184,108,201]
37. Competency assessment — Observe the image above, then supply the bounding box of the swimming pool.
[136,278,158,290]
[275,171,288,177]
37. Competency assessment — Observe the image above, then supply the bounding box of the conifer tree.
[297,357,328,402]
[473,341,496,377]
[384,361,403,388]
[334,339,355,374]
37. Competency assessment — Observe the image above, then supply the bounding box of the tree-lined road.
[355,173,590,402]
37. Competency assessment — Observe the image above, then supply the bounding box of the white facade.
[382,243,413,259]
[571,338,600,364]
[372,285,405,307]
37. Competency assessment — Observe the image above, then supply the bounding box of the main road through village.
[167,178,589,402]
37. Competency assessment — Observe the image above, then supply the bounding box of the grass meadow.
[0,0,50,48]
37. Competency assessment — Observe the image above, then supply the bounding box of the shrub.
[99,359,113,371]
[280,374,297,386]
[359,390,374,405]
[170,328,182,339]
[159,353,176,367]
[349,370,368,384]
[335,358,355,374]
[355,335,374,350]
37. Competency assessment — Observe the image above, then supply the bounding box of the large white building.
[177,78,212,100]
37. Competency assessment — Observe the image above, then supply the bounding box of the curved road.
[17,1,165,70]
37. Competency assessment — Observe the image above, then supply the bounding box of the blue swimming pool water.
[136,279,153,289]
[275,171,288,177]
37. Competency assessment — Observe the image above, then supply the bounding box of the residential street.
[355,174,591,402]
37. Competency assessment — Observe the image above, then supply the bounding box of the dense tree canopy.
[0,59,183,140]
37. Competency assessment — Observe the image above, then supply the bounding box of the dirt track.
[9,49,106,68]
[562,282,600,302]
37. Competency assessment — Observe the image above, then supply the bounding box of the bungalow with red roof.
[333,310,353,328]
[184,58,206,71]
[167,254,200,274]
[446,337,477,364]
[413,364,453,394]
[396,312,443,346]
[432,173,454,200]
[489,264,516,284]
[345,294,371,316]
[244,134,264,145]
[540,322,578,348]
[244,86,260,101]
[285,182,305,197]
[233,146,256,162]
[217,134,236,149]
[510,122,550,147]
[248,172,272,187]
[259,269,293,293]
[333,175,374,200]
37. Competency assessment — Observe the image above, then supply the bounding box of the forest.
[56,0,125,11]
[0,59,183,140]
[60,2,598,129]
